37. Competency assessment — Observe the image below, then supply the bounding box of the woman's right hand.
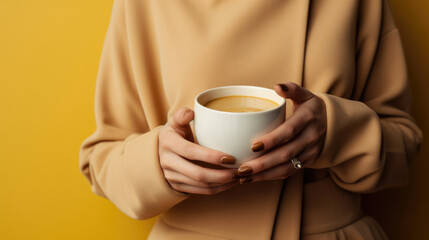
[159,107,240,195]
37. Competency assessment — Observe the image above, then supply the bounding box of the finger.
[294,140,324,167]
[247,161,296,183]
[239,126,320,176]
[167,107,195,141]
[252,106,315,152]
[239,138,303,176]
[164,130,236,165]
[249,142,322,183]
[161,151,237,183]
[164,169,229,188]
[170,181,239,195]
[274,82,314,104]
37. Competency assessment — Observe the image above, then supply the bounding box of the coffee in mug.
[204,95,279,113]
[194,85,286,168]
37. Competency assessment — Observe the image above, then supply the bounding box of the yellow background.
[0,0,427,239]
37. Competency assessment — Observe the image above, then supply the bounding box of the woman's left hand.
[236,82,327,183]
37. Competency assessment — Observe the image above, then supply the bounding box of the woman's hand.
[159,108,239,195]
[236,82,327,183]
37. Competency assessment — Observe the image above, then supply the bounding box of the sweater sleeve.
[79,0,189,220]
[310,0,422,193]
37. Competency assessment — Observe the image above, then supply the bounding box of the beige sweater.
[79,0,422,239]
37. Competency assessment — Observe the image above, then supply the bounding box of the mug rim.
[195,85,286,115]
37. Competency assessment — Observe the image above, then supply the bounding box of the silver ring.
[290,157,303,169]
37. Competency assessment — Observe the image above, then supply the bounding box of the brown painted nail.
[232,171,240,179]
[279,84,288,92]
[237,166,253,176]
[239,177,253,184]
[251,142,264,152]
[220,156,235,164]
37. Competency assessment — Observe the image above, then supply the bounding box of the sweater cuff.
[311,93,381,169]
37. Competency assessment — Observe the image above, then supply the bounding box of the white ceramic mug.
[194,85,286,168]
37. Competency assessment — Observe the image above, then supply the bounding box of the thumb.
[274,82,314,104]
[167,107,195,141]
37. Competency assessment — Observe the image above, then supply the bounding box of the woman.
[79,0,422,239]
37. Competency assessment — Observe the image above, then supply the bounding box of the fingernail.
[221,156,235,164]
[232,171,240,179]
[251,142,264,152]
[236,171,251,178]
[240,177,253,184]
[237,166,253,176]
[279,84,288,92]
